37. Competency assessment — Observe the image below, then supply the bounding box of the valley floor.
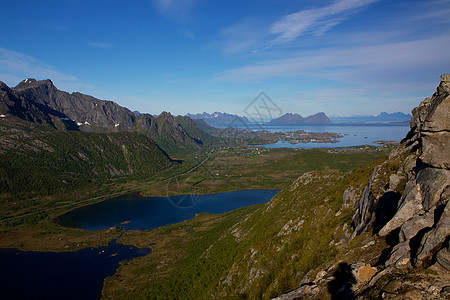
[0,145,392,298]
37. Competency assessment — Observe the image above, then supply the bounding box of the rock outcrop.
[351,74,450,271]
[275,74,450,299]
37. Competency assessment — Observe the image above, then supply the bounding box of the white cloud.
[0,48,100,94]
[0,48,78,86]
[269,0,379,45]
[215,34,450,93]
[152,0,200,18]
[212,18,270,54]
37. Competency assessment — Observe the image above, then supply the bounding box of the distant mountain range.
[187,111,412,126]
[187,112,332,125]
[186,112,250,126]
[330,112,412,123]
[266,112,331,125]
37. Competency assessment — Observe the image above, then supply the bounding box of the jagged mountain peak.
[15,78,54,91]
[0,81,10,89]
[267,112,331,125]
[186,111,250,126]
[157,111,177,122]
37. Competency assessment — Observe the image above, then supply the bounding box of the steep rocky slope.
[0,81,78,130]
[4,79,216,155]
[13,78,137,131]
[276,74,449,299]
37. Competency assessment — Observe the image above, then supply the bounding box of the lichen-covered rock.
[421,131,450,170]
[417,168,450,210]
[398,212,435,243]
[342,186,360,209]
[351,263,377,284]
[379,183,424,236]
[414,74,450,170]
[385,242,411,268]
[415,201,450,268]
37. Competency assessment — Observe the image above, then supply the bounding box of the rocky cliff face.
[275,75,450,299]
[13,78,137,131]
[353,74,449,270]
[0,80,78,130]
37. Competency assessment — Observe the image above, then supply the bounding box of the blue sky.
[1,0,449,117]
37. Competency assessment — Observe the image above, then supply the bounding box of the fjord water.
[264,124,410,148]
[0,240,150,300]
[216,123,410,148]
[57,190,280,231]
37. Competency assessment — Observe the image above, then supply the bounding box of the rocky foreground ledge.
[275,74,449,299]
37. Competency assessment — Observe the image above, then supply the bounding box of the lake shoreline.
[0,239,151,300]
[56,189,281,231]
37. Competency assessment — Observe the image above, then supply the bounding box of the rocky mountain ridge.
[267,112,331,125]
[13,78,137,131]
[0,81,78,130]
[186,112,251,126]
[1,79,216,155]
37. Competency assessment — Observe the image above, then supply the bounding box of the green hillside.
[103,151,386,299]
[0,117,174,215]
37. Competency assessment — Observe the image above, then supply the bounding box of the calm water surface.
[0,240,150,300]
[57,189,280,231]
[214,123,410,148]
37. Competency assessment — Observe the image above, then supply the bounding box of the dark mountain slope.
[9,79,216,155]
[186,112,250,126]
[0,116,174,206]
[0,81,77,130]
[134,112,218,155]
[13,79,136,131]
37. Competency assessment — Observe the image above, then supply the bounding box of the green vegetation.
[0,118,175,219]
[102,154,388,299]
[0,116,395,299]
[141,146,392,197]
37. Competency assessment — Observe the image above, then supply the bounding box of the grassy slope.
[0,118,174,220]
[0,122,393,298]
[103,151,389,299]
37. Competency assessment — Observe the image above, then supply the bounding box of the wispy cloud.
[269,0,379,45]
[152,0,201,19]
[0,48,97,93]
[212,18,270,54]
[88,42,114,49]
[215,34,450,90]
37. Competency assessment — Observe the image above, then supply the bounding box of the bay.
[214,123,410,148]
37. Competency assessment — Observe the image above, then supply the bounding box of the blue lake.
[56,189,280,231]
[214,123,411,148]
[0,240,150,300]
